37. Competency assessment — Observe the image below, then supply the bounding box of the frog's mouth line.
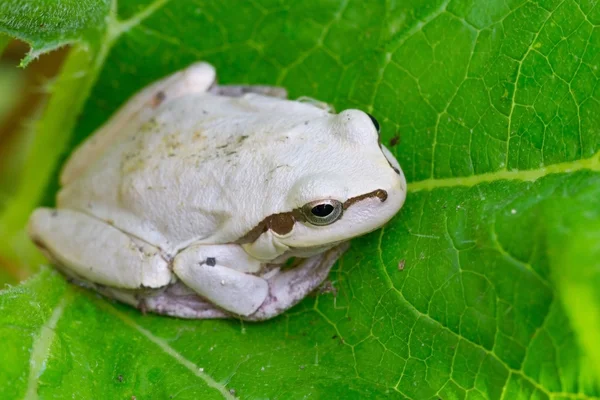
[235,189,388,244]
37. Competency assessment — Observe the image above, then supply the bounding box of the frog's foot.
[246,243,349,321]
[209,85,287,99]
[27,208,172,289]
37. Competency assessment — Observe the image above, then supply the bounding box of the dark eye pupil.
[366,113,380,132]
[311,204,334,217]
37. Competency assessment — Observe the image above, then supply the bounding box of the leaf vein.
[104,304,235,400]
[25,292,71,400]
[505,1,563,169]
[110,0,171,37]
[376,242,567,398]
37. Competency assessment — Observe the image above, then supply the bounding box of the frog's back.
[60,62,218,187]
[58,92,329,251]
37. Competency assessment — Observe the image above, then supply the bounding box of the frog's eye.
[366,113,380,132]
[301,199,343,226]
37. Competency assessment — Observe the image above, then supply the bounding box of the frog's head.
[240,109,407,261]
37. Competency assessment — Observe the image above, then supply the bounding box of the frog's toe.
[209,84,287,99]
[295,96,335,112]
[245,243,348,321]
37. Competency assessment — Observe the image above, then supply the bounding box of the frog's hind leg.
[82,282,230,319]
[209,85,287,99]
[246,243,349,321]
[210,85,335,111]
[28,208,173,290]
[138,282,229,319]
[171,243,348,320]
[61,62,217,186]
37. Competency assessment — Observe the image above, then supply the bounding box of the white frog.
[28,62,407,321]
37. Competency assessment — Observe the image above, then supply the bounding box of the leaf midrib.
[25,291,72,399]
[408,151,600,192]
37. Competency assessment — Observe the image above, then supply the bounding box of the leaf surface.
[0,0,110,65]
[1,0,600,398]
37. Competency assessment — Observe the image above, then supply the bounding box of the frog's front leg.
[172,244,269,317]
[246,243,349,321]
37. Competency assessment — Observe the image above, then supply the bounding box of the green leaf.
[547,198,600,385]
[0,0,111,66]
[1,0,600,398]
